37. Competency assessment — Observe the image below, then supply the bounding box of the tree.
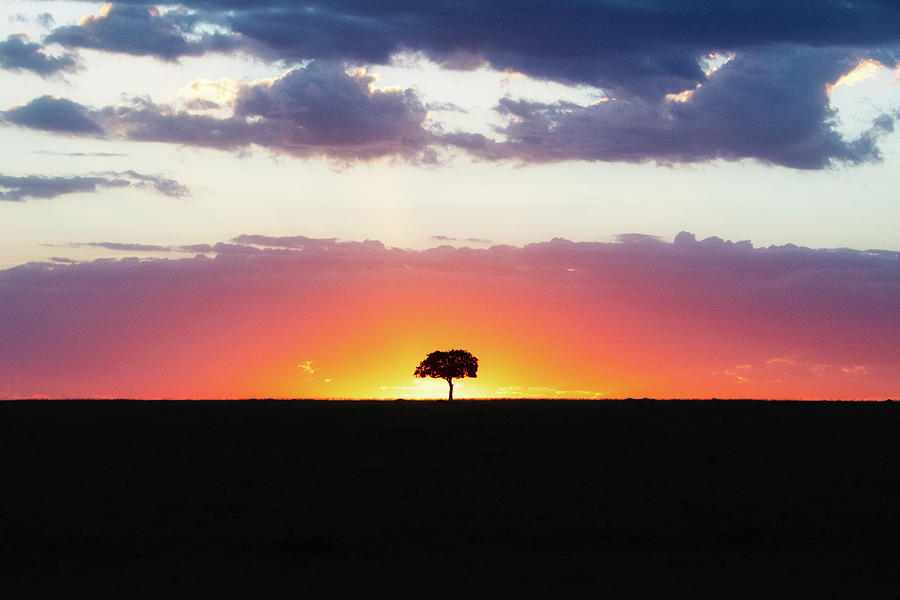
[414,349,478,401]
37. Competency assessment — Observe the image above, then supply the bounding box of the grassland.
[2,399,898,597]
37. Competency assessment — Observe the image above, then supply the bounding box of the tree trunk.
[447,379,453,401]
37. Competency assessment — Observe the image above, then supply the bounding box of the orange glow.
[115,263,895,400]
[2,237,899,400]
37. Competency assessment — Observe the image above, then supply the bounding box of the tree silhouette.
[414,349,478,401]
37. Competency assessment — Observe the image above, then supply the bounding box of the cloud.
[717,356,874,392]
[11,12,56,28]
[0,171,188,201]
[298,360,316,375]
[6,52,896,169]
[232,63,429,151]
[447,46,898,169]
[8,12,55,29]
[46,3,241,61]
[162,1,900,94]
[74,242,172,252]
[36,12,56,29]
[112,170,189,197]
[2,231,899,399]
[425,101,468,113]
[6,3,900,168]
[2,95,104,135]
[228,234,392,263]
[58,241,215,254]
[179,243,214,253]
[232,234,336,249]
[0,173,127,201]
[615,233,666,245]
[33,151,127,157]
[431,235,491,245]
[0,34,77,76]
[5,62,432,160]
[494,386,605,399]
[222,2,900,168]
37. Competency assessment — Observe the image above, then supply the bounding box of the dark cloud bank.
[43,1,900,89]
[3,1,900,168]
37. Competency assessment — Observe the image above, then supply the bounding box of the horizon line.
[1,397,894,403]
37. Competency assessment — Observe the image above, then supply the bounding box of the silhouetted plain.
[1,399,898,597]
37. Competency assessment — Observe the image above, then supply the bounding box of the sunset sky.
[2,1,899,399]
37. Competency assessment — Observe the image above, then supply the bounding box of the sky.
[1,1,899,399]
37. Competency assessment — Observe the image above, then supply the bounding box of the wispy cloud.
[431,235,492,245]
[0,171,188,202]
[33,150,127,157]
[717,356,873,396]
[67,242,172,253]
[494,386,605,399]
[50,241,214,254]
[0,173,127,201]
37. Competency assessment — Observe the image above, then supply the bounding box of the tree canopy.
[414,349,478,401]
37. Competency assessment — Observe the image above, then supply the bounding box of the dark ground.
[1,399,899,598]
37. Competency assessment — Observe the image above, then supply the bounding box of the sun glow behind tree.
[414,350,478,401]
[1,234,899,400]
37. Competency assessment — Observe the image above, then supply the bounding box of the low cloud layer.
[0,170,188,201]
[2,232,898,399]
